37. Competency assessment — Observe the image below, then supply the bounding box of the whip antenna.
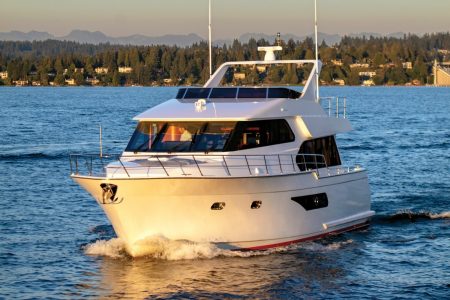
[209,0,213,78]
[314,0,320,102]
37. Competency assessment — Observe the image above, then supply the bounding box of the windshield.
[125,119,294,153]
[125,121,236,152]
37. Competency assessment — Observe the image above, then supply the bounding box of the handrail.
[320,96,347,119]
[69,153,363,179]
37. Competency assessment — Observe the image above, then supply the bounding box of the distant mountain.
[0,30,204,47]
[0,30,54,41]
[0,30,410,46]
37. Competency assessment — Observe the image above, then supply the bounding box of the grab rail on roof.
[320,96,347,119]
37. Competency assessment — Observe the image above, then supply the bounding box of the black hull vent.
[291,193,328,211]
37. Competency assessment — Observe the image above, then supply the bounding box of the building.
[64,68,84,75]
[65,78,76,85]
[118,67,133,73]
[362,79,375,86]
[402,62,413,69]
[434,60,450,86]
[13,80,29,86]
[333,79,345,86]
[0,71,8,79]
[350,63,369,69]
[163,78,173,84]
[358,71,377,78]
[95,67,109,74]
[32,81,41,86]
[331,59,343,66]
[86,77,100,85]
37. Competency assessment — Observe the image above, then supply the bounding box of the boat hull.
[73,170,373,256]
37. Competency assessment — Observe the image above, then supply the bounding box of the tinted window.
[268,88,301,99]
[126,121,236,153]
[126,120,294,152]
[225,119,295,151]
[176,88,187,99]
[238,88,267,98]
[210,88,237,98]
[184,88,211,99]
[152,122,204,152]
[193,122,235,152]
[297,136,341,170]
[125,122,166,152]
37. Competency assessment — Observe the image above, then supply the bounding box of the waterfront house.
[118,67,133,73]
[95,67,109,74]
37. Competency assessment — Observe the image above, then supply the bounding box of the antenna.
[276,32,281,46]
[99,124,103,158]
[314,0,320,102]
[208,0,212,78]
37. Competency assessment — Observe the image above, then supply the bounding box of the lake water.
[0,86,449,299]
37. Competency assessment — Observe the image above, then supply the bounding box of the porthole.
[211,202,226,210]
[251,201,262,209]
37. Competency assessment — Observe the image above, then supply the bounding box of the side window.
[225,119,294,151]
[297,136,341,170]
[125,122,165,152]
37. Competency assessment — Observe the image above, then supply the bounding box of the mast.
[209,0,212,78]
[314,0,319,102]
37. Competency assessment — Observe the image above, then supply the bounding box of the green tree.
[112,70,120,86]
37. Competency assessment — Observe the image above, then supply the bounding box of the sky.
[1,0,449,38]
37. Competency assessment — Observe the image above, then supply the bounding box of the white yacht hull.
[73,170,373,256]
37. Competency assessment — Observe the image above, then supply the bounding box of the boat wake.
[83,235,354,260]
[384,210,450,222]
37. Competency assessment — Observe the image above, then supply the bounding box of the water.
[0,86,449,299]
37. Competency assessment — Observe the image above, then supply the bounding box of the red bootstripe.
[241,222,370,251]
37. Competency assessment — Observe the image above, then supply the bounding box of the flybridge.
[203,59,322,102]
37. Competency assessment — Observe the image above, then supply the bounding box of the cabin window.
[225,119,295,151]
[238,88,267,98]
[268,88,301,99]
[126,121,236,152]
[297,136,341,171]
[210,88,237,98]
[184,88,211,99]
[175,88,187,99]
[152,122,204,152]
[125,119,294,153]
[125,122,166,152]
[192,122,235,152]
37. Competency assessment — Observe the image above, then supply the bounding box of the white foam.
[84,236,354,260]
[430,211,450,219]
[84,238,127,258]
[84,236,275,260]
[297,240,354,251]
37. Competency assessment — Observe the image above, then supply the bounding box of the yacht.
[70,47,374,256]
[71,0,373,256]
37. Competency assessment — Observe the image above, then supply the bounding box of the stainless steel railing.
[320,96,347,119]
[69,153,332,178]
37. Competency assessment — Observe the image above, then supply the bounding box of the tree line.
[0,32,449,86]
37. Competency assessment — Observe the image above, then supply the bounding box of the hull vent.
[291,193,328,210]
